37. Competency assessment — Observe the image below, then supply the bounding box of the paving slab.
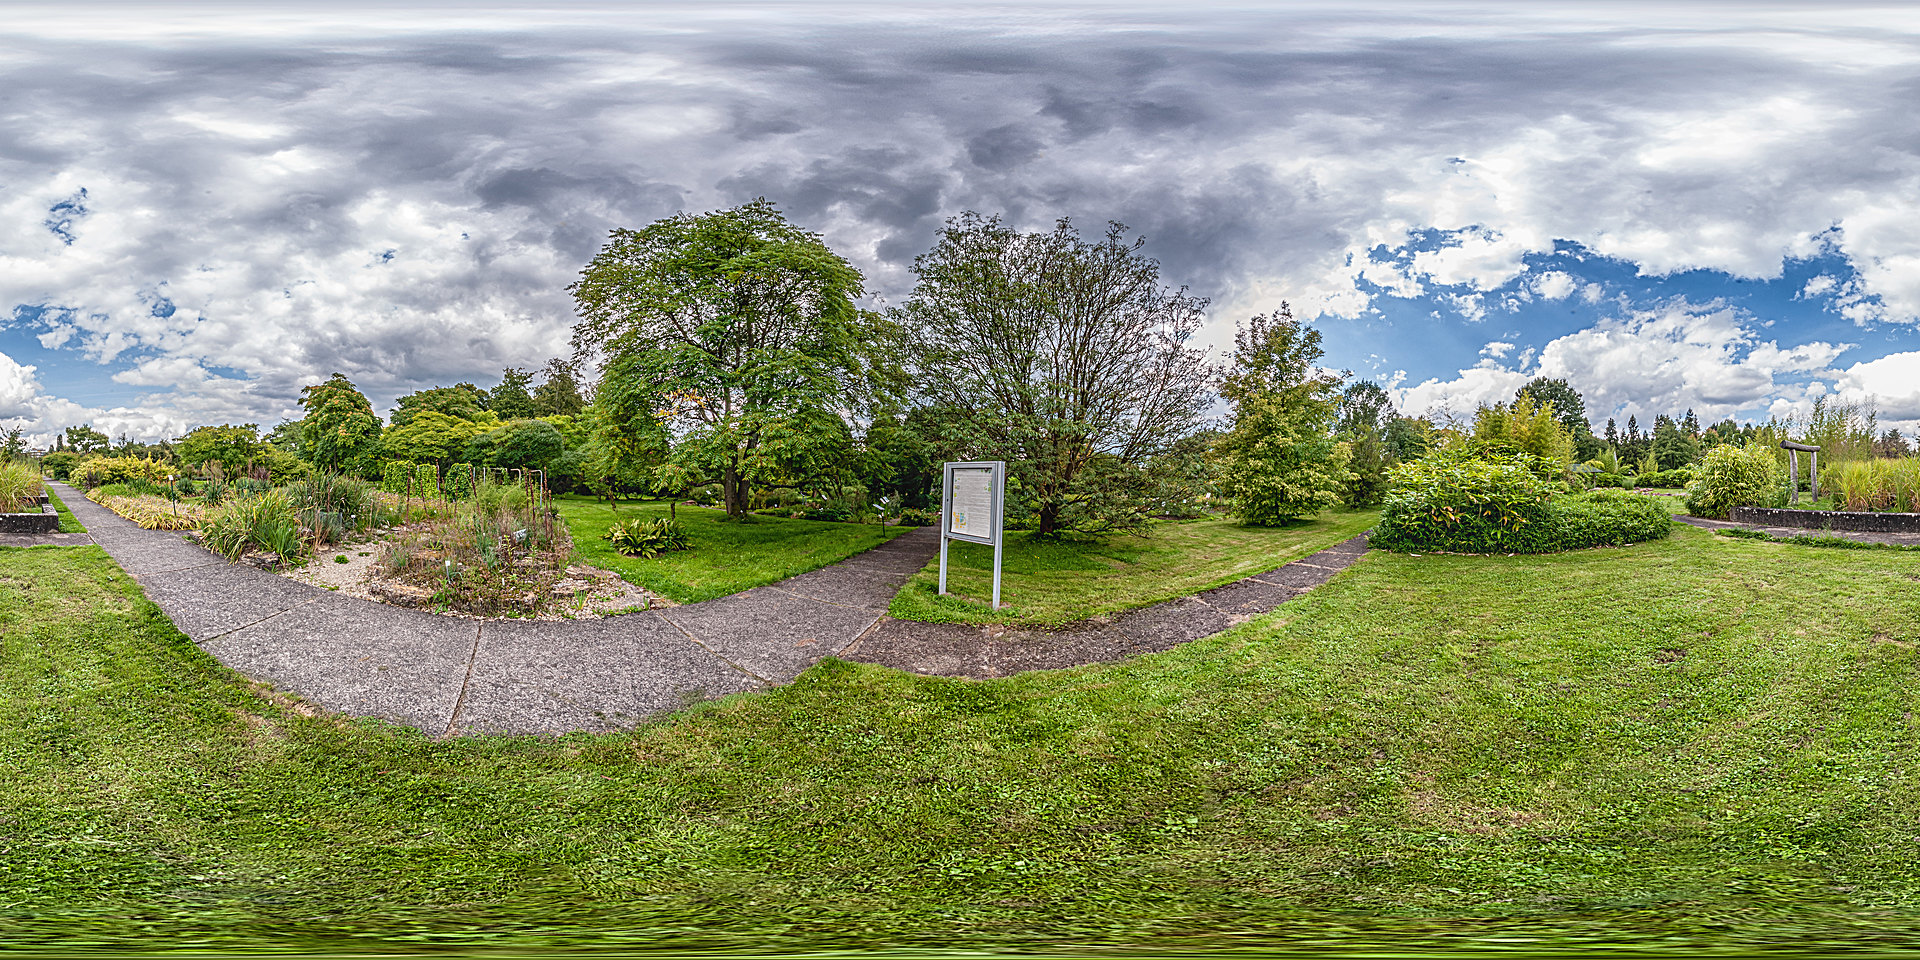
[1195,577,1300,617]
[137,562,324,642]
[90,532,226,577]
[844,617,991,677]
[772,564,910,610]
[662,587,881,681]
[204,593,476,733]
[1112,596,1239,655]
[453,613,759,736]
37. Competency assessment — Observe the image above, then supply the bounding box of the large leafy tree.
[177,424,265,476]
[297,374,382,475]
[897,213,1213,537]
[390,383,491,427]
[532,358,587,417]
[1516,376,1600,460]
[489,367,538,420]
[64,424,110,454]
[1216,304,1349,525]
[381,410,486,466]
[570,199,875,518]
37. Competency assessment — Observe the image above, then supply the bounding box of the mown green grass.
[889,509,1379,627]
[554,496,904,603]
[5,527,1920,952]
[44,486,85,534]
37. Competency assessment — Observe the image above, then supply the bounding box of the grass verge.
[889,508,1377,627]
[6,526,1920,951]
[554,496,905,603]
[43,486,84,534]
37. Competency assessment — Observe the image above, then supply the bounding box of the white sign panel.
[939,460,1006,608]
[947,468,993,540]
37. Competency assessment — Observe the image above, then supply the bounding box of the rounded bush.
[1684,443,1786,520]
[1373,448,1673,554]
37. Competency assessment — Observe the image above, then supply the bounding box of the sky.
[5,1,1920,446]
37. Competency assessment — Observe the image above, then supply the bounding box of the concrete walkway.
[49,482,1369,735]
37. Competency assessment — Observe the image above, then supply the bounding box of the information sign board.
[939,460,1005,608]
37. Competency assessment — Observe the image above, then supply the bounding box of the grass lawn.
[554,495,906,603]
[43,486,84,534]
[889,508,1379,627]
[6,525,1920,952]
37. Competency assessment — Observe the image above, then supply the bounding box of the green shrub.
[1685,443,1787,519]
[603,517,691,558]
[380,460,414,494]
[413,462,440,500]
[40,450,79,481]
[1636,468,1695,489]
[1372,448,1673,554]
[441,463,474,501]
[896,507,937,527]
[73,455,172,489]
[799,506,852,523]
[1552,490,1675,548]
[1371,448,1559,553]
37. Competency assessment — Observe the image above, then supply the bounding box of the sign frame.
[938,460,1006,609]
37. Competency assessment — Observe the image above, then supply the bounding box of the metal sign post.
[939,460,1006,609]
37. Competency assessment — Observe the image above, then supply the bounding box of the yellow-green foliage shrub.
[1685,443,1787,519]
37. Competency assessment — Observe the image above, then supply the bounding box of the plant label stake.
[939,461,1006,609]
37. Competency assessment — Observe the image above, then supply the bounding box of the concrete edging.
[1730,505,1920,534]
[0,500,59,535]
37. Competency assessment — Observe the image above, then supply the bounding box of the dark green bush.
[1373,449,1672,554]
[896,507,937,527]
[799,506,852,523]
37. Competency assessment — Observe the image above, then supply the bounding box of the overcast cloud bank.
[4,2,1920,442]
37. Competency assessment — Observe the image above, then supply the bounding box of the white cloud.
[1532,270,1576,300]
[1480,340,1515,359]
[1836,350,1920,421]
[1392,300,1854,428]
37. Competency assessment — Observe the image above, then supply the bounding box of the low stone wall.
[0,502,58,535]
[1732,505,1920,534]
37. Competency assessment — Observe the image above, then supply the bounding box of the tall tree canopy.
[177,424,265,475]
[897,213,1213,536]
[390,383,491,427]
[297,374,381,475]
[570,198,875,518]
[490,367,538,420]
[532,358,587,418]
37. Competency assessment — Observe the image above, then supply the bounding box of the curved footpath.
[43,482,1368,736]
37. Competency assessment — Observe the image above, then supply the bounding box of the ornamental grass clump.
[197,491,306,564]
[1685,443,1788,519]
[1823,457,1920,513]
[1373,447,1672,554]
[0,461,41,512]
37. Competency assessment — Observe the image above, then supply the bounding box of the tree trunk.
[724,464,746,518]
[1037,500,1060,537]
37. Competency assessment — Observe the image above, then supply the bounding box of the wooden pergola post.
[1782,440,1820,505]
